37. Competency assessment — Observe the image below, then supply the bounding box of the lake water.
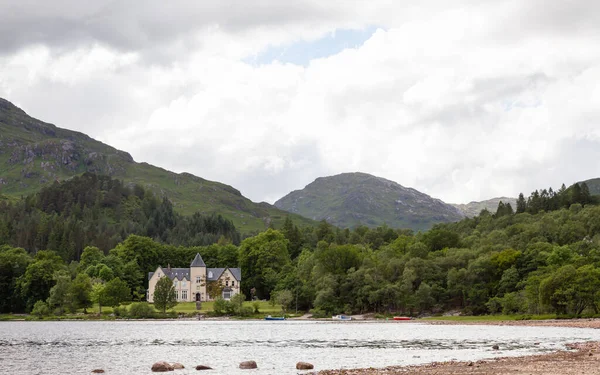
[2,320,600,375]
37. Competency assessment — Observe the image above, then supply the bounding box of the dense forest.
[2,174,600,319]
[0,173,240,261]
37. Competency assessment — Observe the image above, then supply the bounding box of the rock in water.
[195,365,213,370]
[171,363,185,369]
[492,345,500,350]
[296,362,314,370]
[91,370,105,373]
[239,360,258,369]
[152,361,174,372]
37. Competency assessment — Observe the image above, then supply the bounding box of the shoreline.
[318,342,600,375]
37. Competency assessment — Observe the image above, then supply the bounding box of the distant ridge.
[274,172,465,231]
[0,97,315,233]
[451,197,518,217]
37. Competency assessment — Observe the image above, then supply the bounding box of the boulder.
[171,363,185,369]
[492,345,500,350]
[152,361,174,372]
[195,365,213,370]
[296,362,314,370]
[239,360,258,369]
[91,370,105,374]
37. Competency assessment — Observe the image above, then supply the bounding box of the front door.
[195,293,201,302]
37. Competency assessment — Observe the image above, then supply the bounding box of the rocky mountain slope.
[0,97,315,233]
[451,197,517,217]
[274,172,465,231]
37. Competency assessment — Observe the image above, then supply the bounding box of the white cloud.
[1,1,600,204]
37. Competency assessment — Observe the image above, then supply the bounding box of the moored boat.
[265,315,286,321]
[332,314,352,321]
[393,316,411,321]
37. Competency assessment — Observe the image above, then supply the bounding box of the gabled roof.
[148,266,190,281]
[206,268,225,281]
[190,253,206,267]
[229,268,241,281]
[164,268,190,281]
[205,267,242,281]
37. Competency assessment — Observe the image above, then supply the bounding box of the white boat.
[332,314,352,321]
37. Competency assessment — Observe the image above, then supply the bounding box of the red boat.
[393,316,411,321]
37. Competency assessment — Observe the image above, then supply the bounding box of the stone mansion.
[147,253,241,303]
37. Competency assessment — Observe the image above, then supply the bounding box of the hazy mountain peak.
[275,172,464,231]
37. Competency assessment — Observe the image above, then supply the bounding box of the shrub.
[128,302,156,318]
[31,301,50,318]
[213,297,228,315]
[252,301,260,314]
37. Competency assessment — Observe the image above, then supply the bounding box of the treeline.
[0,173,240,261]
[508,182,596,216]
[3,178,600,319]
[0,236,240,313]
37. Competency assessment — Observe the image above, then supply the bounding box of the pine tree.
[516,193,527,214]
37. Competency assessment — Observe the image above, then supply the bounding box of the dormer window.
[208,271,213,279]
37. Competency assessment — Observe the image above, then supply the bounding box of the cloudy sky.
[1,1,600,204]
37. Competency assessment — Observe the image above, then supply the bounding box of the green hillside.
[274,172,465,231]
[0,98,314,234]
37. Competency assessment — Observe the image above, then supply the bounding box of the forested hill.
[0,98,314,233]
[0,173,242,261]
[274,172,464,231]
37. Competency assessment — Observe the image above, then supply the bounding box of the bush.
[252,301,260,314]
[31,301,50,317]
[128,302,155,318]
[112,306,126,317]
[213,297,228,315]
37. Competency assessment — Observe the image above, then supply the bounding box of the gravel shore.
[318,342,600,375]
[318,319,600,375]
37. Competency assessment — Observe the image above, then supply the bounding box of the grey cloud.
[0,0,336,55]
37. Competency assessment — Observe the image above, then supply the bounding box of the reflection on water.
[2,320,600,375]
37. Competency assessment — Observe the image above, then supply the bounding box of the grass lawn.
[88,300,286,316]
[421,314,557,322]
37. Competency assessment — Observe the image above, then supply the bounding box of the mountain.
[0,97,315,233]
[451,197,517,217]
[274,172,464,231]
[579,178,600,196]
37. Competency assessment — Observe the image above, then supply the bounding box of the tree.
[0,246,32,313]
[71,273,93,313]
[92,278,131,314]
[18,250,67,310]
[238,229,290,299]
[206,279,225,300]
[516,193,527,214]
[275,289,294,312]
[153,276,177,313]
[47,271,73,315]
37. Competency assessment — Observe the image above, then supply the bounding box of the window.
[196,276,201,283]
[225,280,229,286]
[223,290,231,300]
[182,280,187,288]
[208,271,213,279]
[176,291,180,300]
[174,280,178,287]
[232,281,235,287]
[182,290,188,300]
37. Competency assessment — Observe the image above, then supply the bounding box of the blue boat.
[265,315,286,321]
[332,314,352,321]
